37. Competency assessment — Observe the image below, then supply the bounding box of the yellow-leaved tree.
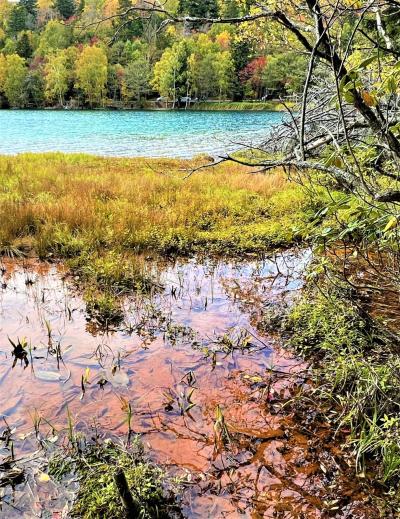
[0,53,27,107]
[44,50,70,106]
[75,45,108,107]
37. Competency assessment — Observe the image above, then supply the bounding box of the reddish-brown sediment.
[328,246,400,333]
[0,252,379,518]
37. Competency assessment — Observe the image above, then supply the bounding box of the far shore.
[0,100,292,112]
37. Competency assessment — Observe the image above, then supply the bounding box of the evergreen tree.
[231,39,251,100]
[112,0,143,41]
[53,0,75,20]
[7,5,28,36]
[20,0,38,18]
[16,32,33,58]
[221,0,240,17]
[178,0,219,17]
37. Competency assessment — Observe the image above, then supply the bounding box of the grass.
[0,152,312,276]
[0,152,316,324]
[284,282,400,489]
[191,100,292,111]
[2,151,398,509]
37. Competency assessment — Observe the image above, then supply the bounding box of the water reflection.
[0,251,376,518]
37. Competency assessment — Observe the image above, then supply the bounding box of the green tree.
[188,37,217,98]
[262,52,307,95]
[1,54,28,107]
[231,38,252,100]
[152,40,190,106]
[16,31,33,58]
[25,68,45,106]
[179,0,218,17]
[187,34,233,99]
[107,64,123,102]
[1,37,16,55]
[7,5,28,36]
[215,50,234,99]
[220,0,240,17]
[0,52,6,90]
[0,0,12,32]
[20,0,38,17]
[110,40,148,67]
[112,0,143,41]
[20,0,38,27]
[53,0,75,20]
[35,20,72,56]
[75,45,108,107]
[123,57,151,103]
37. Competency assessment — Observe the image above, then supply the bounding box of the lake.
[0,109,283,158]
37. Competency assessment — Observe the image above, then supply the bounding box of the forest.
[0,0,306,108]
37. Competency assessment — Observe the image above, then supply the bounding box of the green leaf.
[344,90,355,103]
[390,122,400,135]
[356,55,377,70]
[386,76,397,94]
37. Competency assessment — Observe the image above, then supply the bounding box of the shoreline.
[0,100,290,113]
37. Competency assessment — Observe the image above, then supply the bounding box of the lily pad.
[35,370,61,382]
[105,369,129,388]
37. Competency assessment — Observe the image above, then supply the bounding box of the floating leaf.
[35,370,61,382]
[105,368,129,387]
[243,374,263,383]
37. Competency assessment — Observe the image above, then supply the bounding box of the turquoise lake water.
[0,109,283,158]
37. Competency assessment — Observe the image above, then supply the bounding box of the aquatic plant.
[9,336,29,369]
[162,387,197,417]
[84,290,125,329]
[119,396,133,441]
[213,405,231,454]
[49,438,182,519]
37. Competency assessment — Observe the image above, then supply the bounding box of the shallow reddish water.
[0,252,378,518]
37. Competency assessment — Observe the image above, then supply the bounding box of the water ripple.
[0,109,284,158]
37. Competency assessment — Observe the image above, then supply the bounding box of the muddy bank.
[0,251,381,517]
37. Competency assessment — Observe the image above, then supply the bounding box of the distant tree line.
[0,0,307,108]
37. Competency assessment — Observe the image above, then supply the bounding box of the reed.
[0,152,308,261]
